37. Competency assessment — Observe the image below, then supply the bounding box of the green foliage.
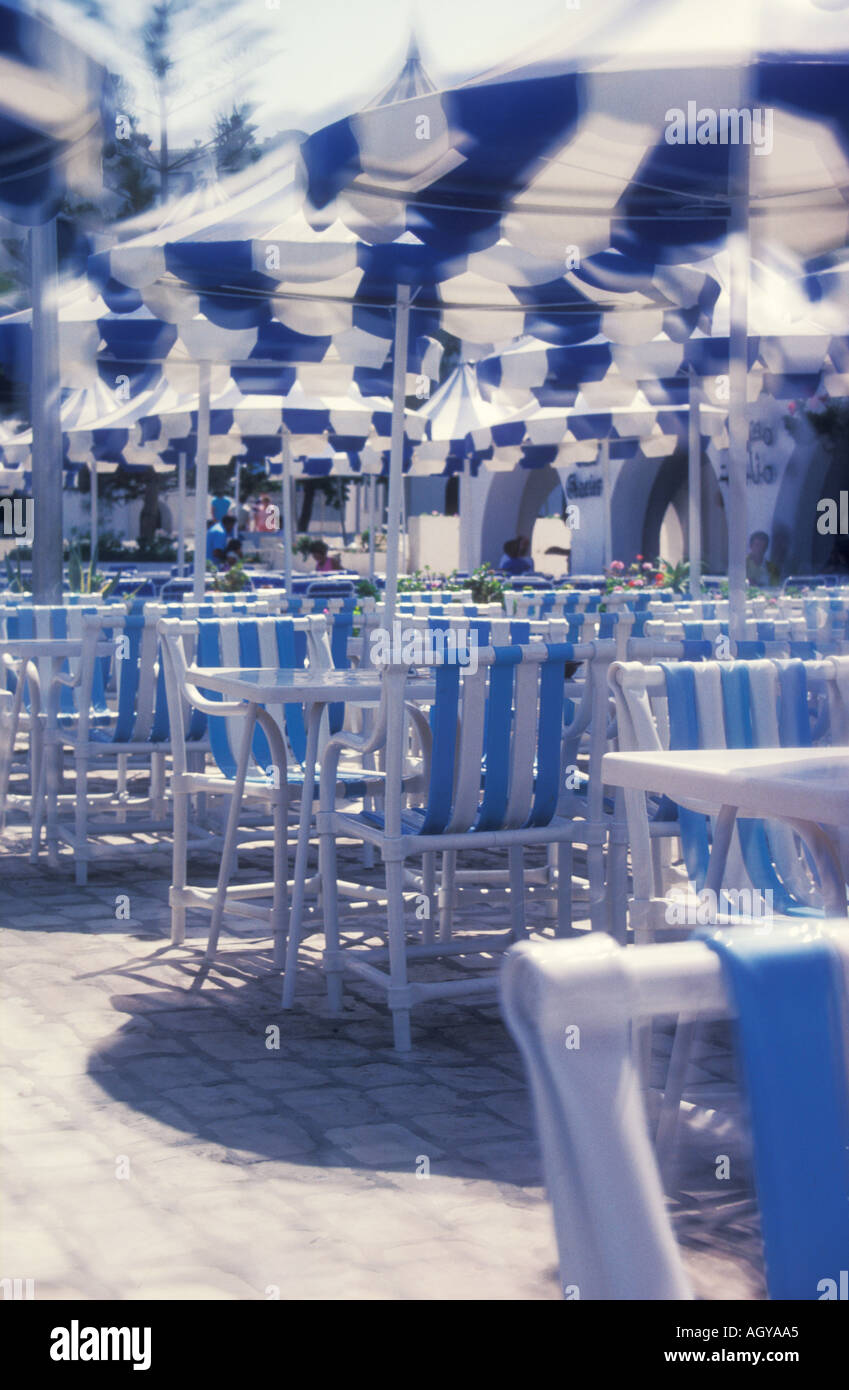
[468,563,505,607]
[213,104,262,176]
[66,541,120,598]
[4,553,31,593]
[212,560,249,593]
[359,527,386,552]
[293,534,314,558]
[356,578,380,600]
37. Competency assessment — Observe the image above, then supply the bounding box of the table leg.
[281,702,322,1008]
[657,803,737,1166]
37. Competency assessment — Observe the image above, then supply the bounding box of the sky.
[42,0,577,148]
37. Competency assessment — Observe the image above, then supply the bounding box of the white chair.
[314,640,609,1049]
[501,924,849,1300]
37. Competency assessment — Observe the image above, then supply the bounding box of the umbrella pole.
[600,438,612,569]
[368,474,375,580]
[384,283,411,621]
[30,218,63,604]
[234,455,240,523]
[90,461,98,570]
[727,156,751,641]
[192,362,211,601]
[177,451,186,573]
[281,428,294,596]
[688,368,702,599]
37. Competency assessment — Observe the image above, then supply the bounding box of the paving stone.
[324,1123,443,1167]
[0,827,765,1301]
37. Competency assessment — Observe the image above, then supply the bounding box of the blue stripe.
[113,615,144,743]
[238,621,273,772]
[275,619,307,767]
[475,647,522,832]
[420,662,461,834]
[719,664,805,917]
[660,663,710,891]
[702,926,849,1299]
[197,621,238,779]
[526,646,571,827]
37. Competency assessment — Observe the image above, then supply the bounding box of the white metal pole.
[600,437,612,570]
[30,219,63,604]
[384,283,411,620]
[90,461,98,570]
[688,368,702,600]
[281,429,294,596]
[727,185,750,641]
[193,361,211,600]
[177,451,186,573]
[368,473,376,580]
[234,455,240,524]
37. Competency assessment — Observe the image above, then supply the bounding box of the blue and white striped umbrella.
[0,273,444,402]
[126,376,426,470]
[0,1,104,225]
[297,1,849,264]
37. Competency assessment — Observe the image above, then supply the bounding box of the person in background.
[499,536,533,575]
[224,537,243,569]
[211,495,232,523]
[206,511,228,562]
[309,539,341,572]
[253,493,278,533]
[746,530,771,586]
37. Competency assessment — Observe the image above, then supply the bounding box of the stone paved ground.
[0,810,766,1302]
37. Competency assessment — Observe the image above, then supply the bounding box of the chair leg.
[556,840,573,937]
[655,1017,698,1171]
[386,856,411,1051]
[315,819,342,1014]
[438,849,457,942]
[270,785,289,970]
[116,753,128,823]
[45,736,60,869]
[29,716,46,864]
[206,711,256,960]
[170,784,188,946]
[508,846,525,940]
[421,851,436,946]
[74,755,89,887]
[587,843,607,933]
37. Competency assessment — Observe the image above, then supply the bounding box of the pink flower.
[642,562,654,571]
[609,560,625,572]
[787,401,797,414]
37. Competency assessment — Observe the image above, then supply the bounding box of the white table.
[602,746,849,914]
[185,665,434,985]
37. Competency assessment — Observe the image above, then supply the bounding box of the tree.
[103,78,158,219]
[213,105,262,178]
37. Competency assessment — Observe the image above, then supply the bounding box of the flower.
[642,562,654,571]
[609,559,625,572]
[654,573,666,586]
[635,554,644,561]
[787,401,797,414]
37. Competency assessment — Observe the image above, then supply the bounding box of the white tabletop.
[602,746,849,825]
[187,665,435,705]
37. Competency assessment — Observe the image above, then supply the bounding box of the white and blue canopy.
[0,0,104,225]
